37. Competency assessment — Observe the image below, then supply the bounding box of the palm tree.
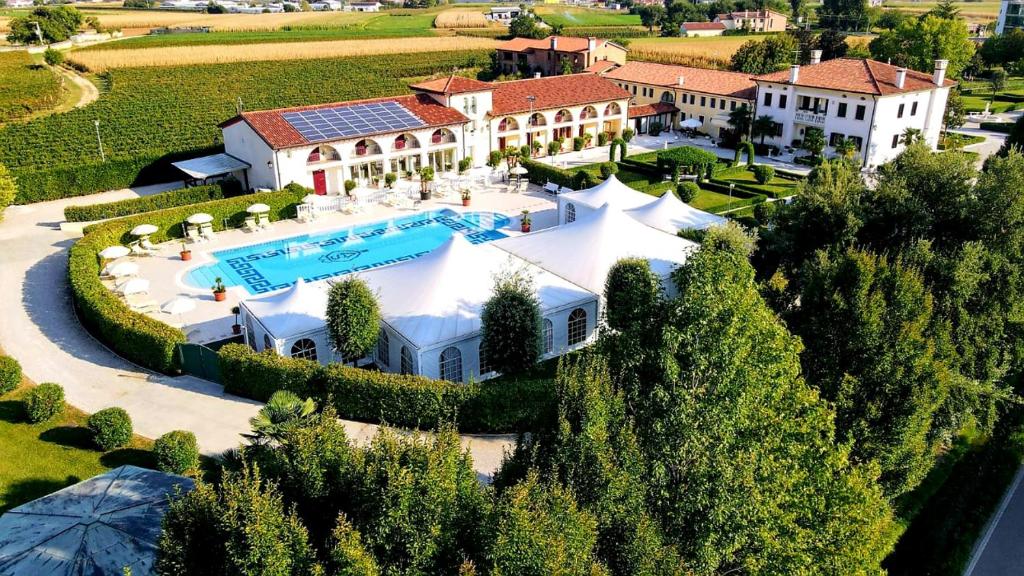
[727,104,753,145]
[900,127,924,146]
[752,115,776,146]
[834,136,857,159]
[243,390,316,446]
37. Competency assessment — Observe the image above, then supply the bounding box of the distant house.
[348,1,381,11]
[310,0,341,9]
[6,0,33,7]
[494,35,627,77]
[680,21,726,37]
[714,9,788,32]
[487,6,523,22]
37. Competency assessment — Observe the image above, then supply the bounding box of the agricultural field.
[70,35,497,69]
[433,7,490,29]
[628,36,761,69]
[0,50,492,202]
[534,6,641,27]
[0,52,63,124]
[882,0,1001,23]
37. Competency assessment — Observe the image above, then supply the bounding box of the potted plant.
[384,173,397,189]
[531,140,543,157]
[419,166,434,201]
[520,209,531,233]
[212,277,227,302]
[179,242,192,261]
[231,305,242,334]
[461,189,472,207]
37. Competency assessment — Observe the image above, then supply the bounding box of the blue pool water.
[185,209,511,295]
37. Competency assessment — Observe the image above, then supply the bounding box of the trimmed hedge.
[64,184,229,222]
[88,407,133,450]
[519,158,599,190]
[25,382,65,423]
[218,343,553,433]
[0,355,21,394]
[13,155,161,204]
[980,122,1016,134]
[70,190,303,373]
[154,430,200,474]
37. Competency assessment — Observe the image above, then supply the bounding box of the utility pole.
[94,119,106,162]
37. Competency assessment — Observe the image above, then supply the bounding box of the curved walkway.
[59,66,99,109]
[0,186,513,479]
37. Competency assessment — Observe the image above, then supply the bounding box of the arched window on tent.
[439,346,463,383]
[245,315,257,351]
[479,342,492,376]
[290,338,318,362]
[567,308,587,346]
[565,202,576,224]
[376,329,389,368]
[263,334,274,353]
[543,318,553,354]
[400,346,413,375]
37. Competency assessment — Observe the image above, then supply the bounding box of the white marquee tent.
[495,203,699,297]
[239,277,337,363]
[556,174,654,225]
[625,190,726,233]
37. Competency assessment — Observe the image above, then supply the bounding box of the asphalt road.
[964,466,1024,576]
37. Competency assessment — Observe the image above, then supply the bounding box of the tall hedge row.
[519,158,600,190]
[218,344,553,433]
[14,155,162,204]
[64,184,228,222]
[70,190,303,373]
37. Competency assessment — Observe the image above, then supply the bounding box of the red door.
[312,170,327,195]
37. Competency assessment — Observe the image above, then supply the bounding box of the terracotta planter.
[213,291,226,302]
[462,198,471,207]
[232,324,242,335]
[521,223,531,233]
[180,250,192,261]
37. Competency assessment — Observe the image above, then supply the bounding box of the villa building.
[752,56,954,167]
[996,0,1024,32]
[679,21,726,36]
[598,60,757,137]
[494,35,628,77]
[220,74,629,194]
[714,9,787,32]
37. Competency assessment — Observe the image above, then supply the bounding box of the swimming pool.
[184,209,511,295]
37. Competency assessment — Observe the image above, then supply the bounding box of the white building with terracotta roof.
[679,21,726,37]
[495,35,627,77]
[597,60,757,137]
[219,74,629,194]
[714,9,787,32]
[752,56,954,167]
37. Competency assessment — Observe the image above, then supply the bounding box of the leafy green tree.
[604,258,661,332]
[818,0,870,30]
[725,103,753,146]
[480,267,543,375]
[752,115,777,146]
[328,515,380,576]
[243,390,316,446]
[989,68,1007,102]
[868,14,976,78]
[509,14,546,40]
[874,9,907,30]
[325,277,380,362]
[979,29,1024,67]
[817,28,850,60]
[834,135,858,159]
[730,34,799,74]
[997,114,1024,157]
[943,87,967,132]
[0,163,15,221]
[6,6,83,44]
[802,126,826,158]
[636,4,664,32]
[789,0,805,19]
[929,0,960,19]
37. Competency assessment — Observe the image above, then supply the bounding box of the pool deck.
[120,185,558,344]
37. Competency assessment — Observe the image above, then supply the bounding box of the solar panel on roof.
[282,101,426,143]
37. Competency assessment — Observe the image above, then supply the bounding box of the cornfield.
[69,36,498,70]
[629,37,761,64]
[433,9,489,29]
[0,9,373,34]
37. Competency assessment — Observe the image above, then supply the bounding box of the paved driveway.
[964,466,1024,576]
[0,185,513,479]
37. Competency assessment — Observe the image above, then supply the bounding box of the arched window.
[263,334,274,353]
[376,329,389,368]
[431,128,455,144]
[498,117,519,132]
[393,133,420,151]
[661,91,675,103]
[290,338,318,362]
[604,102,621,116]
[580,105,597,120]
[528,113,546,127]
[478,342,492,376]
[400,346,413,375]
[565,202,576,224]
[554,109,573,123]
[567,308,587,346]
[245,316,257,351]
[307,145,340,164]
[543,318,553,354]
[439,346,463,383]
[354,139,381,157]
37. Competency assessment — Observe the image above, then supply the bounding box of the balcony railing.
[794,110,826,126]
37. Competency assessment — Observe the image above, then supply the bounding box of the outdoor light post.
[94,119,106,162]
[729,183,734,203]
[28,21,43,45]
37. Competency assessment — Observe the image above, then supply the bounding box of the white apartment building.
[996,0,1024,33]
[752,54,954,167]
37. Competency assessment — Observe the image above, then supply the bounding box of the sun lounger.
[125,294,159,313]
[200,224,215,241]
[129,243,152,257]
[186,227,204,243]
[140,238,158,251]
[543,182,560,195]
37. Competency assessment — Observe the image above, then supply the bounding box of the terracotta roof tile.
[584,60,619,74]
[409,75,493,95]
[755,58,955,95]
[496,35,616,53]
[628,102,678,118]
[681,21,725,30]
[603,61,757,99]
[227,94,468,150]
[490,74,630,115]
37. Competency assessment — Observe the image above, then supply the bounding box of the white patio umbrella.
[98,245,130,259]
[247,203,270,213]
[130,224,158,236]
[186,213,213,225]
[106,261,139,278]
[680,118,702,129]
[119,278,150,295]
[510,166,529,175]
[162,296,196,315]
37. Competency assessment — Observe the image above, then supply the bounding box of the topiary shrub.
[677,181,700,203]
[752,164,775,185]
[753,200,777,225]
[88,407,133,450]
[0,356,21,394]
[25,383,64,423]
[154,430,200,474]
[599,162,618,179]
[573,137,584,152]
[604,258,661,332]
[622,127,635,142]
[43,48,64,67]
[597,132,608,147]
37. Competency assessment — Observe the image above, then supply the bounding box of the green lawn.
[0,384,155,513]
[962,94,1021,114]
[534,6,641,27]
[690,188,740,212]
[713,165,800,198]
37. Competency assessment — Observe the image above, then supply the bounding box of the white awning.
[172,153,250,179]
[559,174,654,212]
[625,190,727,233]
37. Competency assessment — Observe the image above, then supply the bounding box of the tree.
[834,135,858,159]
[900,127,924,145]
[480,266,543,376]
[816,28,849,60]
[817,0,869,31]
[6,6,83,44]
[802,126,826,158]
[997,114,1024,156]
[943,87,967,132]
[789,0,805,19]
[636,4,664,32]
[43,47,63,66]
[868,14,976,79]
[325,277,380,363]
[509,14,546,40]
[752,115,777,146]
[604,258,661,332]
[874,9,907,30]
[730,34,799,74]
[0,163,15,222]
[559,56,574,75]
[725,103,753,147]
[989,68,1007,103]
[244,390,316,446]
[929,0,960,19]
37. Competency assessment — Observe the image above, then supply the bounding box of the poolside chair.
[244,217,258,232]
[543,182,560,195]
[129,242,152,257]
[200,224,216,241]
[140,238,158,251]
[125,294,159,314]
[186,227,204,244]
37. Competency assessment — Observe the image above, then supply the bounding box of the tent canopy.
[172,153,250,180]
[241,278,329,340]
[0,465,194,576]
[625,190,727,233]
[559,174,654,212]
[495,203,699,294]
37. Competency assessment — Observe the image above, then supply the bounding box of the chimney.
[809,50,822,65]
[895,67,907,89]
[534,72,541,79]
[789,64,800,84]
[588,37,596,51]
[933,59,948,86]
[677,75,685,87]
[550,36,557,51]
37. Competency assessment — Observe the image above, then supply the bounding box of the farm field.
[70,35,497,69]
[0,50,492,202]
[534,6,641,27]
[0,52,63,124]
[883,0,1001,22]
[434,7,491,29]
[628,36,763,68]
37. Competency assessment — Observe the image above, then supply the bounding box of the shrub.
[754,200,777,225]
[573,137,584,152]
[656,146,717,180]
[344,180,357,194]
[752,164,775,185]
[488,150,503,169]
[519,158,599,191]
[481,268,543,376]
[64,184,226,222]
[0,355,21,394]
[599,162,618,178]
[43,48,64,66]
[649,121,664,136]
[458,157,472,173]
[0,163,14,222]
[154,430,200,474]
[384,172,397,188]
[25,382,64,423]
[677,181,700,203]
[604,258,660,332]
[88,407,133,450]
[622,127,635,142]
[609,138,627,162]
[597,132,608,147]
[325,278,380,363]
